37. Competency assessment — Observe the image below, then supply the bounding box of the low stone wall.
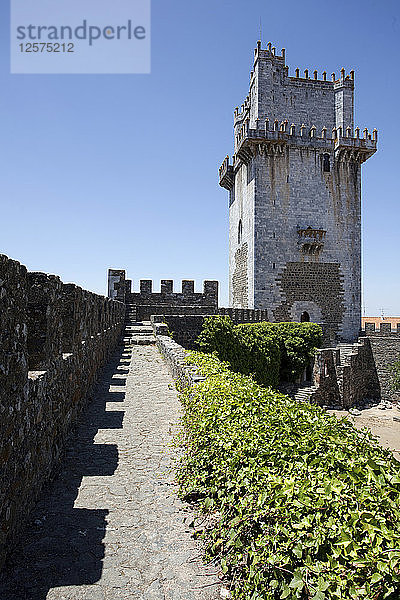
[313,338,380,408]
[154,332,205,389]
[340,339,381,407]
[0,254,125,569]
[362,334,400,400]
[312,348,341,407]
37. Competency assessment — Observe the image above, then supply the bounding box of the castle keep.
[219,41,377,341]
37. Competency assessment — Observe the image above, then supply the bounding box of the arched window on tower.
[238,219,243,244]
[323,153,330,172]
[300,311,310,322]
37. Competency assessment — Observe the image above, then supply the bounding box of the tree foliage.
[196,316,322,385]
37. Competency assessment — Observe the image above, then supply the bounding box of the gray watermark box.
[11,0,151,74]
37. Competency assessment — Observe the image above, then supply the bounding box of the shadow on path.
[0,347,130,600]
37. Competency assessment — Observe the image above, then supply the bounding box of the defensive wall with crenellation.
[0,254,125,569]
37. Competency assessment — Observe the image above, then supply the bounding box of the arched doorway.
[300,311,310,322]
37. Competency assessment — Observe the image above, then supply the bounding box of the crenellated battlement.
[253,40,286,64]
[219,119,377,181]
[108,269,219,321]
[233,42,356,131]
[363,322,400,335]
[129,279,218,296]
[234,118,377,148]
[289,66,354,86]
[253,40,355,86]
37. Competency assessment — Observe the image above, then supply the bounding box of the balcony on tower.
[333,127,377,163]
[219,156,234,190]
[297,227,326,255]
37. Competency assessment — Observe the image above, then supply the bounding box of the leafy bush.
[272,322,322,382]
[196,315,238,361]
[177,351,400,600]
[196,316,281,387]
[196,317,322,385]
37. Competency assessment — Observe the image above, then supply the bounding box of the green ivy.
[271,322,322,382]
[196,316,322,385]
[177,351,400,600]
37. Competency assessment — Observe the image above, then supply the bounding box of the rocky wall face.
[366,335,400,401]
[0,256,29,502]
[0,254,28,386]
[27,272,64,369]
[61,283,83,352]
[0,253,125,571]
[127,280,219,311]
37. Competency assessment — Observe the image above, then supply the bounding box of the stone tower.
[219,41,377,341]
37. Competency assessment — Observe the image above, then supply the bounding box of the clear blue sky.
[0,0,398,314]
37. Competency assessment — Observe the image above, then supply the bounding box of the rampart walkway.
[0,341,220,599]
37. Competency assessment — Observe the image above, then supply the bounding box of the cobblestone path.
[0,345,220,600]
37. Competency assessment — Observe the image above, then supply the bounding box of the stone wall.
[313,338,380,408]
[273,262,345,340]
[361,325,400,401]
[232,243,249,307]
[0,254,125,569]
[154,332,205,389]
[108,271,219,321]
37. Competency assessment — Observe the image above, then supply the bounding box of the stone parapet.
[227,120,376,168]
[108,270,219,322]
[154,333,205,389]
[0,254,125,569]
[363,322,400,335]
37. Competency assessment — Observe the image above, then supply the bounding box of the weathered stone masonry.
[0,254,125,569]
[108,269,219,321]
[362,323,400,401]
[220,42,377,341]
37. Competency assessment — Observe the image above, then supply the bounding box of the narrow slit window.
[323,153,330,172]
[238,219,243,244]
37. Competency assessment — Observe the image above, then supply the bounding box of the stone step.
[293,385,318,403]
[123,318,155,346]
[123,331,153,336]
[280,384,318,403]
